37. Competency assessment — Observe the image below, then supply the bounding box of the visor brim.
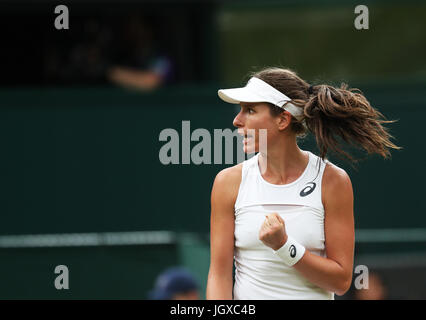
[218,87,266,105]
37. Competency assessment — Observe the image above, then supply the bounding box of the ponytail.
[253,67,401,164]
[304,83,401,163]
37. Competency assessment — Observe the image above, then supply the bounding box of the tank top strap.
[235,154,258,211]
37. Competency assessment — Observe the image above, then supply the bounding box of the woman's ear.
[276,111,292,131]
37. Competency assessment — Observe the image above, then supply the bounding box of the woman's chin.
[243,144,257,154]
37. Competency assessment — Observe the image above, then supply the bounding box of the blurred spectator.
[148,267,199,300]
[44,18,113,84]
[44,13,173,89]
[107,14,173,90]
[353,271,388,300]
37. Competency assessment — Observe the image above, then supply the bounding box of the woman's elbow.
[334,276,352,296]
[206,272,233,300]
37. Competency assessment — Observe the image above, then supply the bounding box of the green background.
[1,0,426,299]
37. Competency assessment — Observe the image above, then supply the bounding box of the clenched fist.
[259,213,288,251]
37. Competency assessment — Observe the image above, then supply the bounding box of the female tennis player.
[206,67,400,300]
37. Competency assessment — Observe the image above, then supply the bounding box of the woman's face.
[233,102,284,154]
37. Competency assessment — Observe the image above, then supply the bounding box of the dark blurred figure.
[353,271,388,300]
[44,18,113,84]
[44,13,173,89]
[107,14,173,90]
[148,267,199,300]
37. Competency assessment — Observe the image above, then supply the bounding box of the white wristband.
[273,235,306,267]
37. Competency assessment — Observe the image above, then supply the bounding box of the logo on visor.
[299,182,316,197]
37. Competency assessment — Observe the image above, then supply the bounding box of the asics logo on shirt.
[289,245,296,258]
[299,182,316,197]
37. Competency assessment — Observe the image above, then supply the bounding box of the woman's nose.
[233,111,244,128]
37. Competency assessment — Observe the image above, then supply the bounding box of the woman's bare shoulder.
[323,162,352,186]
[322,161,353,204]
[212,163,243,202]
[214,163,243,185]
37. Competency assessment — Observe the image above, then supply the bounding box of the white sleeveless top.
[233,150,334,300]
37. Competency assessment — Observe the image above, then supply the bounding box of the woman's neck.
[258,137,309,185]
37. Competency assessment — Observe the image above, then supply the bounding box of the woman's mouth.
[243,134,254,144]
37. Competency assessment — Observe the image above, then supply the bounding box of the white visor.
[218,77,303,120]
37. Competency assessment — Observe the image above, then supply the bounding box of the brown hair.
[251,67,401,164]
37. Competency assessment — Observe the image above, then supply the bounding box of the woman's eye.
[248,108,254,114]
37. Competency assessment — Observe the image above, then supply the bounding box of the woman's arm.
[259,163,355,296]
[108,67,164,90]
[293,163,355,295]
[206,165,241,300]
